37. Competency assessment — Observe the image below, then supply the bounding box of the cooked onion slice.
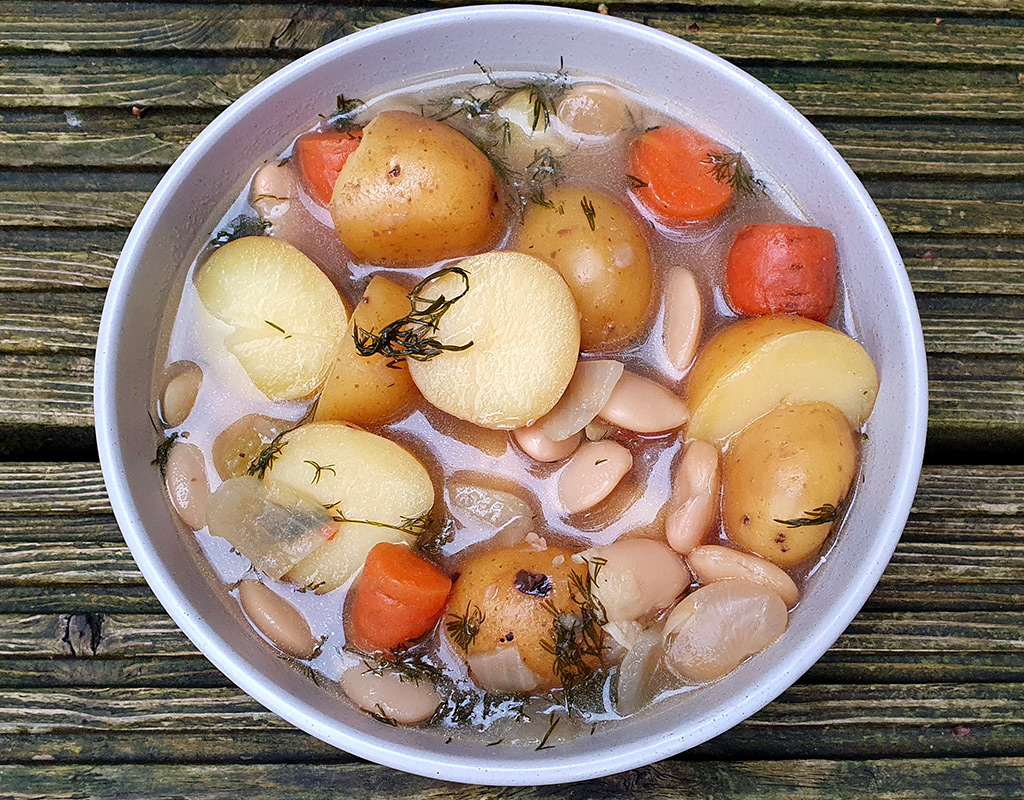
[538,360,624,442]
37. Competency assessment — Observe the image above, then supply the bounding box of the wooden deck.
[1,2,1023,796]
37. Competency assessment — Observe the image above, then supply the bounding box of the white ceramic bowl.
[95,5,928,785]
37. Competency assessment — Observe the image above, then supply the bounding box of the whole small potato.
[722,402,858,566]
[518,187,654,351]
[444,543,590,690]
[330,111,504,266]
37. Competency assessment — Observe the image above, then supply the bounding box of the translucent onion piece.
[616,629,664,716]
[446,478,538,550]
[206,476,335,579]
[539,360,625,442]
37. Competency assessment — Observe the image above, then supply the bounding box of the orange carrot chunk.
[347,542,452,653]
[726,223,838,322]
[293,131,362,206]
[629,126,734,224]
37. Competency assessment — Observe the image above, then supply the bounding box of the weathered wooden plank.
[0,292,102,354]
[0,231,121,292]
[0,755,1022,796]
[899,237,1024,295]
[2,5,1023,67]
[0,354,95,429]
[2,56,1023,120]
[0,464,107,514]
[0,586,162,615]
[0,190,149,228]
[0,614,193,657]
[0,657,227,689]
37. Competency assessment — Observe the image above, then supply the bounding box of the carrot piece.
[347,542,452,653]
[293,131,362,206]
[725,223,838,322]
[629,126,734,224]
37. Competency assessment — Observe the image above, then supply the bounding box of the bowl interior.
[95,5,927,786]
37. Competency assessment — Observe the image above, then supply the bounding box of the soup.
[151,63,878,748]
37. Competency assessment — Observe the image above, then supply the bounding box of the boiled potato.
[406,252,580,429]
[444,543,589,690]
[518,187,653,350]
[194,237,346,400]
[261,421,434,593]
[315,275,418,425]
[722,402,857,566]
[686,315,879,444]
[330,111,504,266]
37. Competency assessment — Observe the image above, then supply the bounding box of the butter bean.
[341,664,440,725]
[687,545,799,608]
[238,579,318,659]
[665,440,720,555]
[584,538,690,622]
[598,371,689,434]
[557,440,633,514]
[513,426,582,462]
[249,161,294,221]
[663,268,703,371]
[164,441,209,530]
[160,362,202,428]
[556,84,630,138]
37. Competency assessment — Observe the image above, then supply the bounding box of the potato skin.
[722,402,858,566]
[315,275,417,425]
[330,111,504,266]
[445,544,586,689]
[518,187,654,351]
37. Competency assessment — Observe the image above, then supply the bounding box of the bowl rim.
[95,4,929,785]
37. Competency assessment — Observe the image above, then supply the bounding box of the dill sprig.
[775,503,842,528]
[324,94,366,131]
[536,712,561,751]
[369,704,399,726]
[540,557,607,712]
[353,267,473,365]
[625,174,648,189]
[264,320,292,339]
[446,601,485,653]
[703,151,765,197]
[326,505,432,537]
[580,195,597,231]
[363,650,442,685]
[210,214,269,249]
[152,432,179,478]
[416,517,456,556]
[304,460,336,485]
[524,147,565,208]
[247,430,288,480]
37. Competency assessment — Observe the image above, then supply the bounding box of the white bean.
[583,538,690,623]
[467,646,543,693]
[662,579,788,683]
[556,84,630,138]
[513,426,581,462]
[598,371,689,434]
[665,440,720,555]
[249,161,294,221]
[238,579,318,659]
[341,664,440,725]
[164,441,209,530]
[687,545,800,608]
[557,440,633,514]
[662,268,703,371]
[160,362,202,428]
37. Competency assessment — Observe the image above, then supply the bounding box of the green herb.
[703,151,765,197]
[416,517,456,556]
[861,432,869,441]
[446,601,485,653]
[626,174,649,189]
[326,505,432,538]
[536,713,560,750]
[645,125,661,133]
[524,148,565,209]
[774,503,841,528]
[580,195,597,231]
[325,94,366,130]
[210,214,269,249]
[486,739,504,747]
[152,432,180,478]
[247,430,289,479]
[353,267,474,365]
[363,650,442,685]
[311,635,328,659]
[264,320,292,339]
[594,459,608,466]
[369,704,399,726]
[304,460,336,485]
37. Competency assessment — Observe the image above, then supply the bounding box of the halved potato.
[262,421,434,593]
[407,251,581,429]
[686,315,878,444]
[194,237,346,400]
[330,111,504,266]
[314,275,418,426]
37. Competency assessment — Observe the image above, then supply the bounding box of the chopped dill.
[210,214,268,249]
[594,459,608,466]
[264,320,292,339]
[446,601,485,653]
[325,94,366,131]
[703,151,766,197]
[580,195,597,231]
[151,432,179,478]
[486,739,504,747]
[536,713,560,750]
[310,634,328,659]
[369,704,399,726]
[247,430,288,479]
[304,460,336,485]
[353,267,474,365]
[363,650,442,685]
[774,503,841,528]
[416,517,456,556]
[626,174,649,189]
